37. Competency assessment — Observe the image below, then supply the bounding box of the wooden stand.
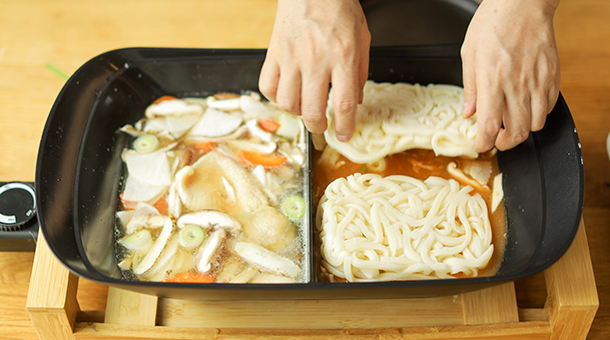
[26,219,598,340]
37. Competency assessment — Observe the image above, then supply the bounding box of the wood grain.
[104,288,158,326]
[1,0,609,339]
[462,282,519,325]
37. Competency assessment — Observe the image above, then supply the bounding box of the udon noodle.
[317,173,494,282]
[324,81,478,163]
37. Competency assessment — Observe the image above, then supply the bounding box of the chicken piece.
[177,151,268,213]
[177,151,297,251]
[240,206,296,251]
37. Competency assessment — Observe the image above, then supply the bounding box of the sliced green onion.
[282,195,306,220]
[366,158,386,172]
[121,229,153,251]
[133,134,159,153]
[179,225,205,249]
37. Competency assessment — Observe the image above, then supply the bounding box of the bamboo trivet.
[26,219,598,340]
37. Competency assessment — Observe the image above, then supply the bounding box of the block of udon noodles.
[324,81,478,163]
[316,173,493,282]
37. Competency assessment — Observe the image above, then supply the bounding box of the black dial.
[0,182,37,231]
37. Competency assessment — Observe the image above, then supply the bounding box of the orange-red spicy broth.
[312,147,506,282]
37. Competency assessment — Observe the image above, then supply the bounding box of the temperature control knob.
[0,182,37,231]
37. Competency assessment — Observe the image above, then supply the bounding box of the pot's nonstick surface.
[36,46,583,300]
[362,0,480,47]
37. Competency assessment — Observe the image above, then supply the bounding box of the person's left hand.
[461,0,561,153]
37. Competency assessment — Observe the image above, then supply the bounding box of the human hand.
[259,0,371,142]
[461,0,561,152]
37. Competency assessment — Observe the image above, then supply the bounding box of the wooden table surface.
[0,0,608,339]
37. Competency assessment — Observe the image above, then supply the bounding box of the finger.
[358,46,370,104]
[354,56,368,105]
[546,79,560,113]
[275,68,302,116]
[331,65,361,142]
[473,86,504,153]
[300,72,331,134]
[530,92,548,132]
[357,56,369,105]
[495,94,532,151]
[461,50,477,119]
[259,59,280,103]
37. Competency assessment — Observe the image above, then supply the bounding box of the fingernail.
[336,133,352,143]
[462,102,469,114]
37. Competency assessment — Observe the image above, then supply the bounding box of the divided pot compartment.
[36,46,584,300]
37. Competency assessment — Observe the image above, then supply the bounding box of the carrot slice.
[213,93,240,100]
[120,193,138,210]
[152,95,177,104]
[154,196,168,215]
[195,141,215,152]
[258,119,280,133]
[162,272,215,283]
[238,150,287,168]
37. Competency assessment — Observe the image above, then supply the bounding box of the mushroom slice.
[250,273,296,284]
[167,181,182,219]
[177,210,242,233]
[133,217,173,275]
[229,267,259,283]
[195,229,226,274]
[145,234,180,281]
[278,142,305,166]
[124,202,166,234]
[234,241,301,279]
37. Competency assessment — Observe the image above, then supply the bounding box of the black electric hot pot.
[34,0,581,302]
[35,44,583,301]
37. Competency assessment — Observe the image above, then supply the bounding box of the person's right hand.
[259,0,371,142]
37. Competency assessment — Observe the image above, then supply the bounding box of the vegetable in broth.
[115,93,308,284]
